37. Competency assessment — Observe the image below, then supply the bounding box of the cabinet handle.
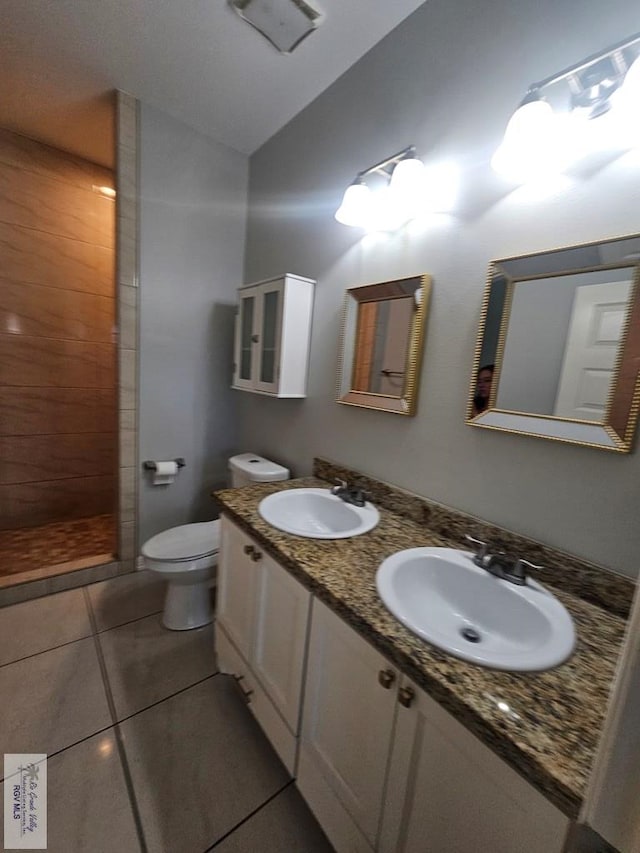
[398,686,415,708]
[233,674,253,704]
[251,334,260,343]
[250,550,262,562]
[243,545,255,556]
[378,669,396,689]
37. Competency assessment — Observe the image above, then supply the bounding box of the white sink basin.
[259,488,380,539]
[376,547,575,671]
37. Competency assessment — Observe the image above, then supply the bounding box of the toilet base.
[163,579,212,630]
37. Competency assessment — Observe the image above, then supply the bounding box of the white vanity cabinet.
[298,596,399,852]
[298,598,570,853]
[215,517,312,774]
[232,273,315,397]
[379,675,570,853]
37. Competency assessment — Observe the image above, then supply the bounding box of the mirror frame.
[336,274,432,416]
[467,234,640,452]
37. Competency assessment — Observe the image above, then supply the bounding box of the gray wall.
[139,104,248,544]
[240,0,640,577]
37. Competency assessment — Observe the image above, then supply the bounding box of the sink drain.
[460,626,482,644]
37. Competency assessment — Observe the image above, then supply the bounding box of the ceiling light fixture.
[229,0,322,54]
[335,146,458,231]
[493,31,640,182]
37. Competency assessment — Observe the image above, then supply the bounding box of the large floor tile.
[0,730,141,853]
[0,587,92,666]
[87,569,166,631]
[212,784,334,853]
[0,637,111,762]
[120,676,290,853]
[98,614,216,719]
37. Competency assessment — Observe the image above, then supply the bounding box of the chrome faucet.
[464,535,543,587]
[330,479,368,508]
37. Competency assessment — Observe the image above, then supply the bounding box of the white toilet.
[142,453,290,630]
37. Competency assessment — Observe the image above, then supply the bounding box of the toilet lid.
[142,520,220,561]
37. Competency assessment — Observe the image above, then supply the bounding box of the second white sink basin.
[259,488,380,539]
[376,547,575,671]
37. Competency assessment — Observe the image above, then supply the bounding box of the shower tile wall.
[0,129,116,532]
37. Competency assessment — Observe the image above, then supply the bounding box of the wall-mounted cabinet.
[232,273,315,397]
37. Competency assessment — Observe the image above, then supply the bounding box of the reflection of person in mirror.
[472,364,494,416]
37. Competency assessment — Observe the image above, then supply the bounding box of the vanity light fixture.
[493,31,640,181]
[335,146,458,231]
[229,0,322,54]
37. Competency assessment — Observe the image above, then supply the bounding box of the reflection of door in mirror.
[554,281,631,421]
[496,268,634,422]
[352,296,414,397]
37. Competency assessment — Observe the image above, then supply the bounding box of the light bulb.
[388,158,428,220]
[335,182,372,227]
[609,56,640,148]
[492,95,575,182]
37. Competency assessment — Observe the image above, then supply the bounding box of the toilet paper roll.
[153,460,178,486]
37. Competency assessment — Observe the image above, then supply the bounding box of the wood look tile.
[0,129,114,191]
[0,335,115,388]
[0,278,115,342]
[0,163,114,248]
[0,475,115,530]
[0,433,116,485]
[0,387,116,436]
[0,221,114,296]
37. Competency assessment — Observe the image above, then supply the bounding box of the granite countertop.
[214,476,628,819]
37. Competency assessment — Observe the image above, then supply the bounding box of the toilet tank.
[228,453,290,488]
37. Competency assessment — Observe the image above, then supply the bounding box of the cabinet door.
[299,598,398,847]
[234,290,257,390]
[379,676,569,853]
[252,549,311,733]
[216,518,259,662]
[253,280,283,395]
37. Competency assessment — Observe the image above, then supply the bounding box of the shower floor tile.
[0,513,115,578]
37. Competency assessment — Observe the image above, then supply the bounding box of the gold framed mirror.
[467,233,640,452]
[337,274,431,415]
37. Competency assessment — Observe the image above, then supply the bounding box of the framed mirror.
[337,274,431,415]
[467,234,640,452]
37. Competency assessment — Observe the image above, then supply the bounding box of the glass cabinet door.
[255,282,283,392]
[237,293,255,385]
[260,288,280,384]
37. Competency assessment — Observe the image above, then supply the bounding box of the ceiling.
[0,0,426,167]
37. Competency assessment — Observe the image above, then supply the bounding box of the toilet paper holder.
[143,458,186,471]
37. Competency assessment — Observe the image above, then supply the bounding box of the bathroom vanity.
[214,466,630,853]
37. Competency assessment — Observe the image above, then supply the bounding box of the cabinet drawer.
[216,624,298,775]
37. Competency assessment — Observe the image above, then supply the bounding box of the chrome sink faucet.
[330,479,368,508]
[464,535,543,587]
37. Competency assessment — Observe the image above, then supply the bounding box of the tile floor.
[0,571,333,852]
[0,514,115,578]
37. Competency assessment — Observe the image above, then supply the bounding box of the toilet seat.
[142,520,220,563]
